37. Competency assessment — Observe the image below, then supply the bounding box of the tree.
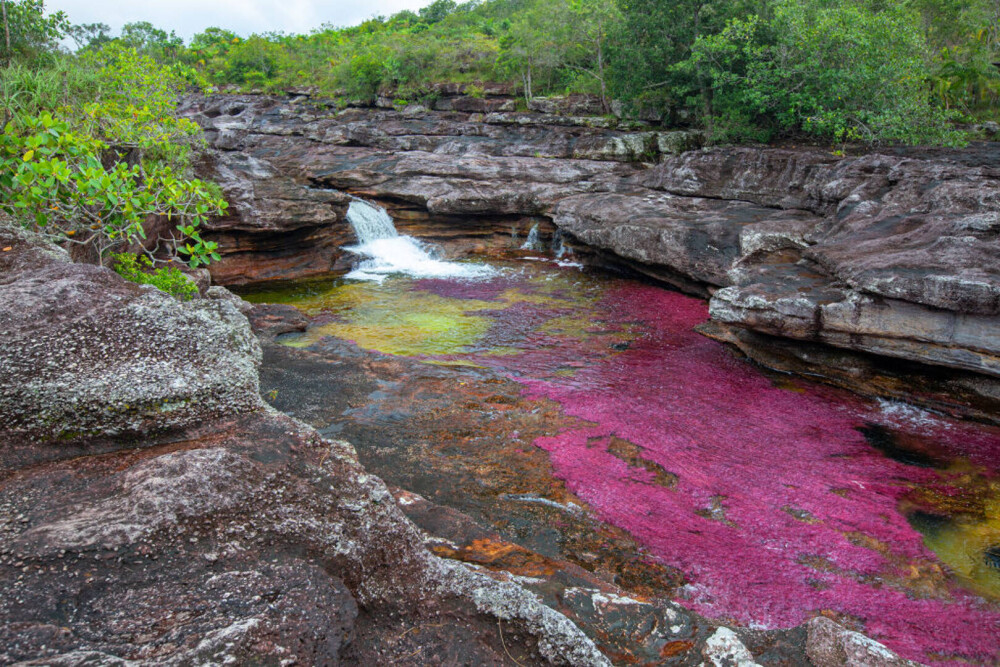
[608,0,760,123]
[119,20,183,61]
[691,0,960,144]
[419,0,458,24]
[563,0,620,111]
[223,35,286,86]
[497,0,566,100]
[905,0,1000,113]
[0,45,227,266]
[0,0,68,64]
[67,22,112,51]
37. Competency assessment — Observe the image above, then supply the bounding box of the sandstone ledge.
[179,93,999,418]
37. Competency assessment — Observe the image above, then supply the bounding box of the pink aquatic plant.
[508,284,1000,665]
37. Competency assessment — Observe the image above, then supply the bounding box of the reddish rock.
[0,224,615,666]
[177,93,1000,422]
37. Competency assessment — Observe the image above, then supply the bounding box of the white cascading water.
[520,223,543,251]
[345,198,398,242]
[344,199,495,282]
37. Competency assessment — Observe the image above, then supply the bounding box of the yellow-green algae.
[912,481,1000,601]
[275,282,497,356]
[243,264,640,359]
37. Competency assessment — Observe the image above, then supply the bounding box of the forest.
[5,0,1000,143]
[0,0,998,273]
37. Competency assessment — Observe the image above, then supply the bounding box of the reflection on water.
[243,261,1000,665]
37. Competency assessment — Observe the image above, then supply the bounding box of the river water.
[244,256,1000,665]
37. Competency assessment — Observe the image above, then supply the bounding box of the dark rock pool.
[243,259,1000,665]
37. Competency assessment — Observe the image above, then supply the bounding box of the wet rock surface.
[250,305,872,667]
[4,91,995,665]
[243,266,995,666]
[630,148,1000,415]
[180,94,1000,418]
[0,225,620,666]
[177,93,659,283]
[0,218,927,666]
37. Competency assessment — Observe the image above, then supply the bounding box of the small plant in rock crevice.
[111,251,198,300]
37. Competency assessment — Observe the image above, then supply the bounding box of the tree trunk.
[1,0,11,64]
[597,33,608,113]
[525,56,533,102]
[692,3,713,133]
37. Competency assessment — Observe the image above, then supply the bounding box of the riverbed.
[244,256,1000,665]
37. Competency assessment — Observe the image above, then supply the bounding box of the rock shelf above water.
[179,94,1000,420]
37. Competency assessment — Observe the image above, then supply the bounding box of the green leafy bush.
[0,0,69,64]
[8,0,995,155]
[0,44,227,267]
[111,252,197,300]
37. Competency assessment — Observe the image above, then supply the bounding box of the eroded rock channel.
[2,93,999,666]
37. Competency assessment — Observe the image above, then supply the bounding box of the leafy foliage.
[691,1,962,144]
[36,0,987,146]
[0,108,225,265]
[0,0,68,64]
[0,0,994,199]
[0,27,227,267]
[111,251,198,300]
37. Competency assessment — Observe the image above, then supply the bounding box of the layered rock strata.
[0,219,611,665]
[180,94,999,419]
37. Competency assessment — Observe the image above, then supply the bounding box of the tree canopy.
[3,0,1000,149]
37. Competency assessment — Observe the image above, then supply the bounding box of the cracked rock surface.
[179,94,1000,419]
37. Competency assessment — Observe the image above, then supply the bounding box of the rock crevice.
[180,95,999,420]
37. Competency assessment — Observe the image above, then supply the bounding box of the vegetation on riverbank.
[0,1,225,270]
[0,0,997,271]
[63,0,1000,145]
[4,0,1000,145]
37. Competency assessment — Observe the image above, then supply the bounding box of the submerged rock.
[0,224,614,665]
[177,94,1000,418]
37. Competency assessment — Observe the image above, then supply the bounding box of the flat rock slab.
[553,191,820,289]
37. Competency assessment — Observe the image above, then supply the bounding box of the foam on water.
[344,236,496,282]
[345,199,495,282]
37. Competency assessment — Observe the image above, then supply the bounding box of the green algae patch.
[249,279,499,357]
[246,264,641,360]
[296,283,497,356]
[909,482,1000,601]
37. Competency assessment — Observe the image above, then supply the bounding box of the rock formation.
[0,87,962,662]
[1,210,928,665]
[0,218,614,665]
[179,94,1000,421]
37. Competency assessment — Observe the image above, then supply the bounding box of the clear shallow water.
[244,261,1000,665]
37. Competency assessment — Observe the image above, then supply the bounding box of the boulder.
[553,192,819,292]
[528,94,606,116]
[805,617,921,667]
[0,224,612,666]
[0,219,262,466]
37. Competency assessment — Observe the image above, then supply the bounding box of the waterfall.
[553,229,569,259]
[343,199,495,282]
[520,223,543,251]
[346,199,398,242]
